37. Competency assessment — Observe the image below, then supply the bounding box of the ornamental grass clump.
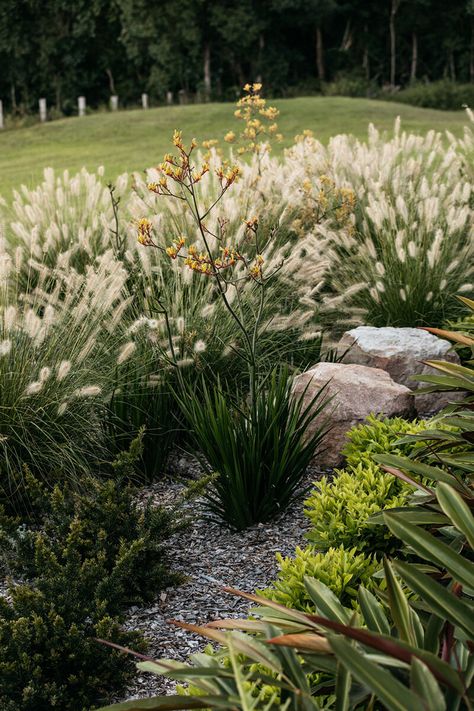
[0,252,130,507]
[283,122,474,328]
[6,166,129,281]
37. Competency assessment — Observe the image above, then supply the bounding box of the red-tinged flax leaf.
[266,632,331,653]
[380,465,434,495]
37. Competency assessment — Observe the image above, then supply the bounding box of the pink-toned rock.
[338,326,461,413]
[293,362,414,467]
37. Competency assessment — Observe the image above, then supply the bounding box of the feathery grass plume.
[1,167,130,295]
[0,252,131,511]
[282,122,473,328]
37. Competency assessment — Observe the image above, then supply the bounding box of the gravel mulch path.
[120,457,325,701]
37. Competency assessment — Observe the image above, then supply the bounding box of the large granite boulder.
[338,326,461,414]
[293,362,414,467]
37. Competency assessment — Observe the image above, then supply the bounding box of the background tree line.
[1,0,474,114]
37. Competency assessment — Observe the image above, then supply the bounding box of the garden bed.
[120,462,324,700]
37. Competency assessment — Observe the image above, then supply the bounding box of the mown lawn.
[0,96,468,199]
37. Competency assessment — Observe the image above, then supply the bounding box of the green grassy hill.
[0,96,468,199]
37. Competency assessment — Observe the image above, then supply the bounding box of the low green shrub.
[342,413,428,468]
[0,443,185,710]
[0,584,142,711]
[261,544,380,613]
[1,469,183,615]
[386,79,474,110]
[300,416,431,556]
[304,462,410,555]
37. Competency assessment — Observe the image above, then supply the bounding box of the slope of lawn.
[0,96,468,199]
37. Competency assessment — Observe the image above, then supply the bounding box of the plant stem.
[188,181,259,402]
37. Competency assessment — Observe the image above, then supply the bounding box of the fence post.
[78,96,86,117]
[110,95,119,111]
[39,97,47,123]
[141,93,149,109]
[0,100,3,130]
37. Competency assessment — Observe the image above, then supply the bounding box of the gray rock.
[338,326,461,414]
[293,362,414,467]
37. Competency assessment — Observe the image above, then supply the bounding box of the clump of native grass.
[0,250,133,509]
[283,120,473,328]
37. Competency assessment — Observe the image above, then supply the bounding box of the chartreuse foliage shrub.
[342,414,429,468]
[305,463,410,555]
[261,545,380,613]
[304,415,429,556]
[0,440,184,710]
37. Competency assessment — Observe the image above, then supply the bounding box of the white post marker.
[78,96,86,117]
[0,100,3,130]
[141,93,148,109]
[39,97,47,122]
[166,91,173,105]
[110,95,119,111]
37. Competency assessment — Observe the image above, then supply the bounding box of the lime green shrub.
[303,416,432,555]
[261,545,380,613]
[342,414,428,468]
[305,463,409,555]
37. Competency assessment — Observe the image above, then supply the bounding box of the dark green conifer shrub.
[0,438,185,710]
[0,584,142,711]
[1,469,183,614]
